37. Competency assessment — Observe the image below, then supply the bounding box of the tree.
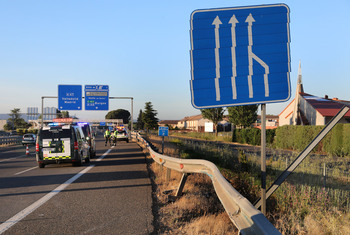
[227,105,258,128]
[105,109,130,124]
[142,102,158,131]
[56,110,70,118]
[7,108,30,130]
[136,109,144,130]
[200,108,225,136]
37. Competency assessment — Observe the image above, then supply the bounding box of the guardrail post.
[176,173,189,197]
[165,168,171,183]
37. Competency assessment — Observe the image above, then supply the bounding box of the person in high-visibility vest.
[104,129,111,146]
[112,129,118,146]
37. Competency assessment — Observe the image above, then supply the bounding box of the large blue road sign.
[85,85,109,110]
[58,85,82,110]
[190,4,291,108]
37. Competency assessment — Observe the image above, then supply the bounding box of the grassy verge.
[147,134,350,234]
[146,135,237,234]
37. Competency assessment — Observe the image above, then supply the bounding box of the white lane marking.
[14,166,38,176]
[95,148,112,162]
[0,155,26,163]
[0,148,113,234]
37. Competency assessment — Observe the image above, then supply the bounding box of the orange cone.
[26,145,29,155]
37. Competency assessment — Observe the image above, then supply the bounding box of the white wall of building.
[279,99,295,126]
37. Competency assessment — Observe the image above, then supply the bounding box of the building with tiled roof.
[177,114,213,132]
[279,62,350,126]
[158,120,180,129]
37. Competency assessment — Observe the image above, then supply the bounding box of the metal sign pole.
[131,98,133,133]
[109,97,134,132]
[41,96,58,128]
[162,136,164,154]
[261,103,266,215]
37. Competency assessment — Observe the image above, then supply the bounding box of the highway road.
[0,137,153,234]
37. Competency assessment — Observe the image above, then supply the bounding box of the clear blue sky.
[0,0,349,121]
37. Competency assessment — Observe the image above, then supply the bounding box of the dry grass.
[181,213,235,235]
[271,208,350,235]
[147,136,237,234]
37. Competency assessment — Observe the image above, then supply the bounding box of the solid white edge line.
[0,147,113,234]
[14,166,38,176]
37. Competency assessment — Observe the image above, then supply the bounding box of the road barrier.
[0,136,22,146]
[133,132,280,235]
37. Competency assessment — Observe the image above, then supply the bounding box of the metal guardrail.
[0,136,22,145]
[133,132,280,235]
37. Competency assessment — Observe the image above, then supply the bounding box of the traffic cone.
[26,145,29,155]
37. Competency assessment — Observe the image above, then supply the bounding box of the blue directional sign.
[190,4,291,108]
[158,126,169,137]
[58,85,82,110]
[85,85,109,110]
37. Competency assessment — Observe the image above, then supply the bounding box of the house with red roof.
[279,62,350,126]
[158,120,180,129]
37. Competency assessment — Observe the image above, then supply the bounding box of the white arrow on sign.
[246,13,270,98]
[212,16,222,101]
[229,14,239,100]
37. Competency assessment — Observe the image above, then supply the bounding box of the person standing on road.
[104,129,111,146]
[112,129,118,146]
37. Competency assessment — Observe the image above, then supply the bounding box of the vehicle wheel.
[85,155,90,164]
[73,156,83,166]
[39,163,45,168]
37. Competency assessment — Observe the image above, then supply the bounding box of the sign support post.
[260,103,266,215]
[41,96,57,128]
[109,97,134,133]
[158,126,169,154]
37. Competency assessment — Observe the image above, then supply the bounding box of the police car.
[116,127,129,143]
[36,123,90,168]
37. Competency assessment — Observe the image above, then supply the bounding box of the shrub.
[274,124,350,156]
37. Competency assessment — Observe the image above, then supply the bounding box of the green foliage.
[200,108,225,136]
[274,124,350,156]
[232,128,261,145]
[273,125,322,151]
[142,102,158,131]
[56,110,69,118]
[171,131,231,142]
[7,108,30,129]
[342,124,350,155]
[3,123,12,131]
[231,128,275,146]
[15,128,38,135]
[136,109,144,130]
[105,109,130,124]
[266,129,276,146]
[322,124,350,156]
[227,105,258,128]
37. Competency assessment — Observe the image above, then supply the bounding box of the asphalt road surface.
[0,137,153,234]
